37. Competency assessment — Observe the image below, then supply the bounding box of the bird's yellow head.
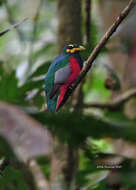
[63,44,85,54]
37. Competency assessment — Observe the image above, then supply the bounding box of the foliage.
[0,0,136,190]
[31,111,136,145]
[0,166,31,190]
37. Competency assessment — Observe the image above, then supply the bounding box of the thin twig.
[58,0,136,111]
[0,18,28,37]
[85,0,92,44]
[4,0,26,41]
[84,88,136,110]
[28,159,50,190]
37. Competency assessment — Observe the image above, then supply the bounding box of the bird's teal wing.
[45,54,70,111]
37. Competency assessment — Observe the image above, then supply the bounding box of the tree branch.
[58,0,136,111]
[84,88,136,110]
[28,159,50,190]
[0,18,28,37]
[4,0,26,42]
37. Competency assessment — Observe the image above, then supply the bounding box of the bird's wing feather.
[54,64,71,84]
[49,64,71,98]
[47,55,71,99]
[49,84,61,99]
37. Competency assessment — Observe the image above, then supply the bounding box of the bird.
[45,44,85,111]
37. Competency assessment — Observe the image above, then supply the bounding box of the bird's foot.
[68,85,73,91]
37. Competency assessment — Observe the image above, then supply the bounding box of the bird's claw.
[68,86,73,91]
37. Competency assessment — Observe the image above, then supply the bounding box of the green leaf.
[31,111,136,145]
[30,43,54,62]
[0,137,15,160]
[0,61,4,77]
[0,0,5,6]
[29,61,51,79]
[32,92,45,109]
[0,71,19,104]
[37,156,50,179]
[19,79,44,94]
[0,166,30,190]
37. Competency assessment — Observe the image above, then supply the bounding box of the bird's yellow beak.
[79,45,85,51]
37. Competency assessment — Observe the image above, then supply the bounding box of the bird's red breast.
[56,57,81,110]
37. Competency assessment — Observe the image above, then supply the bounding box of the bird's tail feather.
[45,91,58,111]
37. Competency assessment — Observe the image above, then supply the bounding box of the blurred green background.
[0,0,136,190]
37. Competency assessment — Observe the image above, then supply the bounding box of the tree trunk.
[57,0,82,52]
[50,0,82,190]
[50,137,78,190]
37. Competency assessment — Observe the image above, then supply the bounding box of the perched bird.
[45,44,85,111]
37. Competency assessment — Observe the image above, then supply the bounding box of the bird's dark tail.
[45,91,58,112]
